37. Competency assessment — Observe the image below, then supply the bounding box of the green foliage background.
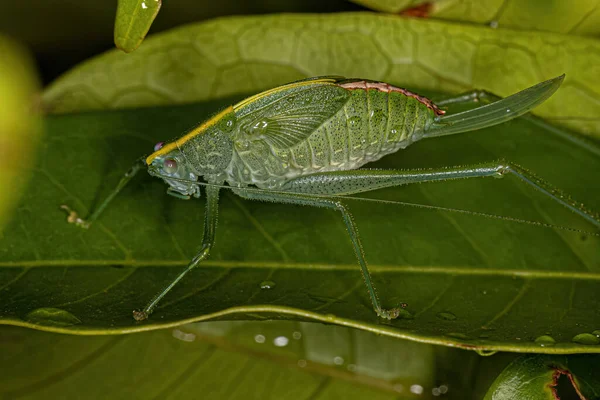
[1,1,599,398]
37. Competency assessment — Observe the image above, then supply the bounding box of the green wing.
[234,79,351,150]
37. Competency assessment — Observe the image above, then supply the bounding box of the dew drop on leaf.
[436,311,457,321]
[25,307,81,327]
[475,349,498,356]
[571,333,600,345]
[534,335,556,347]
[396,308,414,320]
[260,280,276,290]
[445,332,470,340]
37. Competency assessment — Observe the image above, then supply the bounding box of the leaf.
[41,13,600,139]
[350,0,600,37]
[483,354,600,399]
[114,0,162,53]
[0,36,42,231]
[2,92,599,353]
[0,321,478,399]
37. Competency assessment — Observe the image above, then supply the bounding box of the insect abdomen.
[232,80,444,186]
[287,82,442,172]
[341,81,442,158]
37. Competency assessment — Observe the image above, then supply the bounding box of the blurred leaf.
[483,354,600,399]
[0,1,361,85]
[42,13,600,138]
[0,322,479,399]
[0,36,42,231]
[114,0,162,53]
[2,92,599,353]
[350,0,600,36]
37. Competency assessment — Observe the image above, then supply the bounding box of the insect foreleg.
[232,187,401,320]
[62,157,146,228]
[133,185,221,321]
[282,162,600,229]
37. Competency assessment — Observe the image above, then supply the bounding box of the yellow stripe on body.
[233,77,339,112]
[145,106,234,165]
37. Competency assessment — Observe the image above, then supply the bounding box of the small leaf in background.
[483,354,600,399]
[114,0,162,53]
[42,13,600,138]
[350,0,600,36]
[0,36,42,231]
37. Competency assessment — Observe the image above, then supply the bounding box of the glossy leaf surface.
[0,321,480,399]
[42,13,600,138]
[350,0,600,36]
[1,93,599,353]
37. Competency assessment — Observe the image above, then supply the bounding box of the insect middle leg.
[233,187,402,320]
[235,161,599,319]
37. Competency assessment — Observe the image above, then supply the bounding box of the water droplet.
[292,331,302,340]
[439,385,448,394]
[534,335,556,347]
[388,126,402,139]
[446,332,470,340]
[475,349,498,356]
[393,384,404,393]
[348,116,362,127]
[172,329,196,342]
[506,108,511,113]
[410,384,424,395]
[297,359,307,367]
[436,311,457,321]
[489,20,498,29]
[274,336,289,347]
[347,364,357,372]
[254,334,266,344]
[593,330,600,338]
[572,333,600,345]
[25,307,81,327]
[369,109,386,126]
[260,280,275,290]
[397,308,414,320]
[254,119,269,131]
[333,356,344,365]
[432,387,441,396]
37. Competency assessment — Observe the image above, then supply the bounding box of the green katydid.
[61,74,600,321]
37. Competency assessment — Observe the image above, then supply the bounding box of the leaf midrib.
[1,260,599,279]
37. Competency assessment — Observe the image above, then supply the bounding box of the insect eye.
[154,141,165,151]
[163,158,178,174]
